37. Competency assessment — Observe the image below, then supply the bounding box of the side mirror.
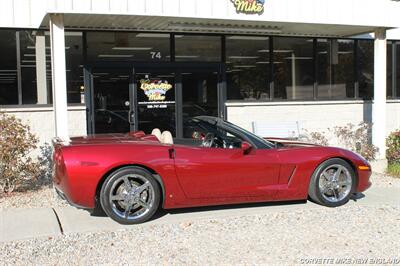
[241,141,253,155]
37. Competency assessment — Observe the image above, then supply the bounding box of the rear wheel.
[308,158,356,207]
[100,166,160,224]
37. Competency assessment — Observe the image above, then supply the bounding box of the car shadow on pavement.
[89,194,366,223]
[351,192,365,201]
[161,200,308,216]
[89,200,308,221]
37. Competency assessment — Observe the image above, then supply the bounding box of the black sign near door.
[85,63,226,138]
[136,71,176,136]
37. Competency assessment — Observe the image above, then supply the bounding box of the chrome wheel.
[109,174,155,220]
[318,164,352,203]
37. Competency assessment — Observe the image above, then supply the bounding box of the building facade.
[0,0,400,162]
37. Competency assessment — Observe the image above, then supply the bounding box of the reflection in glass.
[93,69,131,134]
[274,37,314,100]
[387,42,393,98]
[226,36,270,100]
[358,40,374,100]
[65,32,84,103]
[317,39,355,99]
[397,43,400,98]
[19,30,52,104]
[175,35,221,62]
[0,30,18,105]
[182,72,218,137]
[86,32,170,62]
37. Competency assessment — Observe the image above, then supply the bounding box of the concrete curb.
[0,208,62,242]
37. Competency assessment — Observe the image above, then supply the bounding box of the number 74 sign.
[150,51,162,59]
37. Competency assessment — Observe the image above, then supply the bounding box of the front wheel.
[100,166,160,224]
[308,158,356,207]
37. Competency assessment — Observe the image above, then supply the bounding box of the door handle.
[168,148,176,159]
[128,110,134,125]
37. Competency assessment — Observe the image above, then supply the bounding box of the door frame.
[83,64,136,134]
[84,62,227,136]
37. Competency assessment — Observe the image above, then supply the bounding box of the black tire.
[308,158,356,207]
[100,166,161,224]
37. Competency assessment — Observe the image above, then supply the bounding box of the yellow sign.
[231,0,265,15]
[140,79,173,101]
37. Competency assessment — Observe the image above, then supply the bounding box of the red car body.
[53,131,372,211]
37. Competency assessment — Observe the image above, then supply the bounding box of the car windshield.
[187,116,275,149]
[223,120,275,148]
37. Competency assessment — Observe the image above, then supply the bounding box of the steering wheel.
[202,133,215,148]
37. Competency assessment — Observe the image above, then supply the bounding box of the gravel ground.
[0,186,67,209]
[369,172,400,188]
[0,172,398,210]
[1,205,399,265]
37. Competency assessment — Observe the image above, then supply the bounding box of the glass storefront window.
[1,30,398,106]
[226,36,270,100]
[358,40,374,100]
[387,41,393,98]
[19,30,52,104]
[175,35,221,62]
[317,39,355,99]
[397,43,400,98]
[65,32,84,103]
[0,30,18,105]
[182,72,218,129]
[273,37,314,100]
[86,32,170,62]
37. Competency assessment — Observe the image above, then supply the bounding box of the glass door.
[135,71,176,136]
[88,68,134,134]
[181,72,219,138]
[85,63,225,136]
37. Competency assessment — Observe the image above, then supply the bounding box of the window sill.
[0,104,86,112]
[225,99,370,107]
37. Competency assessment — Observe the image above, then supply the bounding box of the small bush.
[0,112,40,194]
[301,130,329,146]
[334,122,378,161]
[386,130,400,164]
[37,143,54,186]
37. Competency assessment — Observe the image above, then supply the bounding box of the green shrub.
[386,130,400,164]
[0,112,40,194]
[387,163,400,178]
[334,122,378,161]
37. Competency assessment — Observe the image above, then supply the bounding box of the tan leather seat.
[151,128,162,142]
[161,131,174,145]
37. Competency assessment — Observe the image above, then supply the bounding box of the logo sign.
[140,79,173,101]
[231,0,265,15]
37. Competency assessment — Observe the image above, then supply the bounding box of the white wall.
[226,100,400,144]
[0,106,87,145]
[387,28,400,40]
[387,101,400,134]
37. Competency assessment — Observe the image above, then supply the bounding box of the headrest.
[151,128,162,141]
[161,131,174,145]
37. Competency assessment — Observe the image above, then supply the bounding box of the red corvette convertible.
[53,116,372,224]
